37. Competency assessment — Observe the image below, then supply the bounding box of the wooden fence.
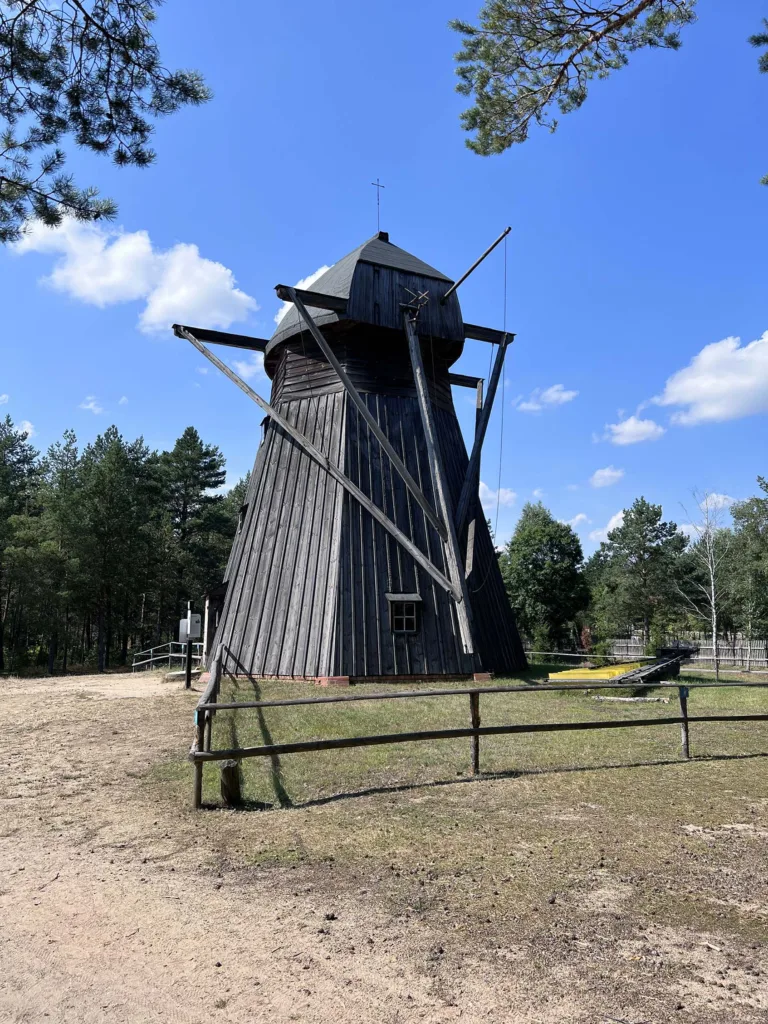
[188,650,768,809]
[608,636,768,670]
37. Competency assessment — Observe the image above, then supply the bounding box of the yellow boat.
[548,662,643,681]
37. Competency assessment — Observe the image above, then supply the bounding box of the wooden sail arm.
[274,285,348,314]
[448,372,484,389]
[403,312,477,659]
[464,378,484,579]
[454,335,512,538]
[174,326,461,603]
[172,324,269,352]
[282,286,448,542]
[464,324,515,345]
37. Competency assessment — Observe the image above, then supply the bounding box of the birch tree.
[677,491,733,680]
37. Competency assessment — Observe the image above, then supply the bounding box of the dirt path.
[1,674,510,1024]
[1,673,766,1023]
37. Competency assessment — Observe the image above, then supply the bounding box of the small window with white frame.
[386,593,422,634]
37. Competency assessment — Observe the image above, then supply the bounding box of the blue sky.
[1,0,766,550]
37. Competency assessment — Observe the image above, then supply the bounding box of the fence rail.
[188,656,768,809]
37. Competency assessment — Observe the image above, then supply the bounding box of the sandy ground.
[1,672,766,1024]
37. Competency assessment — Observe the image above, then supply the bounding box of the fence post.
[678,685,691,759]
[192,710,205,809]
[470,692,480,775]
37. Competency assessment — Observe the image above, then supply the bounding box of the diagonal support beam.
[283,287,447,542]
[455,335,512,539]
[174,326,460,602]
[403,312,476,658]
[464,378,484,579]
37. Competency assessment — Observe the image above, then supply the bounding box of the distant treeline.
[499,487,768,677]
[3,411,767,678]
[0,416,247,674]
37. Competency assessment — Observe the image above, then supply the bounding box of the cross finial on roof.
[371,178,385,232]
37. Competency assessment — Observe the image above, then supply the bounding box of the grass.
[151,663,768,1018]
[204,665,767,810]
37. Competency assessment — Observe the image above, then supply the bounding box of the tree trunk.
[47,632,58,675]
[105,595,112,669]
[97,603,106,673]
[711,601,719,682]
[0,560,8,672]
[62,606,69,675]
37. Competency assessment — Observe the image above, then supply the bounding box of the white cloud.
[196,367,209,375]
[17,420,35,438]
[479,480,517,511]
[590,465,624,488]
[13,220,257,335]
[516,383,578,413]
[705,492,735,509]
[532,488,545,499]
[79,395,104,414]
[654,331,768,425]
[0,394,8,405]
[589,510,625,543]
[118,395,128,405]
[274,265,332,325]
[139,242,257,334]
[232,352,267,382]
[678,523,697,540]
[605,415,665,446]
[565,513,590,528]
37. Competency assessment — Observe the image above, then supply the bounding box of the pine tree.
[450,3,767,183]
[161,426,226,625]
[590,497,687,649]
[1,1,211,242]
[0,415,38,670]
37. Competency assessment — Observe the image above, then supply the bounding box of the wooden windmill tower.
[174,230,526,681]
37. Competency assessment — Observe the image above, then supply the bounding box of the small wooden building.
[182,232,526,681]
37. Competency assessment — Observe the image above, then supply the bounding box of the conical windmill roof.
[268,231,454,354]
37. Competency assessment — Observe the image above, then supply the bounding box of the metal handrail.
[132,641,204,671]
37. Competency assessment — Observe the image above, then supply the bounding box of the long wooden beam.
[284,286,447,541]
[464,323,514,345]
[404,312,476,658]
[274,284,347,314]
[455,335,512,538]
[464,378,484,578]
[448,372,484,389]
[173,324,269,352]
[176,327,460,602]
[441,227,511,304]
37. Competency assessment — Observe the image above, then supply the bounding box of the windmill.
[174,230,526,682]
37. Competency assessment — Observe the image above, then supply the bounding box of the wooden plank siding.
[214,356,525,681]
[211,231,525,680]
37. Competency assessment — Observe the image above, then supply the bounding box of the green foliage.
[499,501,588,648]
[750,19,768,182]
[0,415,244,673]
[729,488,768,642]
[587,497,687,647]
[451,2,766,183]
[0,1,211,243]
